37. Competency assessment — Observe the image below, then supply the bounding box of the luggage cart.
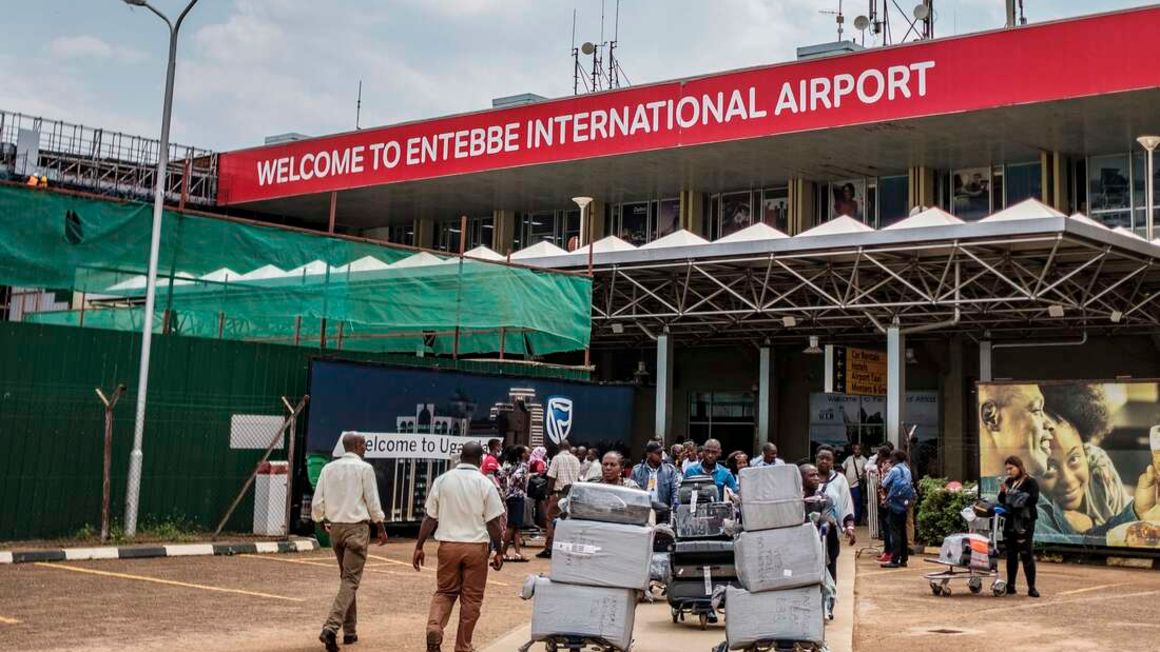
[923,504,1008,597]
[517,635,623,652]
[712,642,829,652]
[667,475,736,630]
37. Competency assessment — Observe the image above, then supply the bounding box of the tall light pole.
[1138,135,1160,241]
[121,0,201,537]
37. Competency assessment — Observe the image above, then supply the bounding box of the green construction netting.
[0,184,592,355]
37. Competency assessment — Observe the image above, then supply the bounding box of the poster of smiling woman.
[978,380,1160,549]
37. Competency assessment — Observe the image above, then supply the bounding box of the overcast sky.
[0,0,1146,151]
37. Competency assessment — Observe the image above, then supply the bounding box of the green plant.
[915,476,978,546]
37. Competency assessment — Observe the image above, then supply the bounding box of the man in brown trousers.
[312,433,388,651]
[413,441,506,652]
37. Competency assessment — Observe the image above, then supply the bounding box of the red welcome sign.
[216,7,1160,205]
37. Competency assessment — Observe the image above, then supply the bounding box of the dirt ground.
[854,551,1160,652]
[0,537,546,651]
[5,535,1160,652]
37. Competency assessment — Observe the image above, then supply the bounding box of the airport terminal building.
[8,6,1160,481]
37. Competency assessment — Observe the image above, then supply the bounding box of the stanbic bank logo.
[545,397,574,444]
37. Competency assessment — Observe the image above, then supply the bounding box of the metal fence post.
[95,384,126,542]
[281,396,297,537]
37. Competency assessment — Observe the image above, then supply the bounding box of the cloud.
[48,35,147,63]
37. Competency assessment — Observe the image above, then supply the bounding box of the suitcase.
[529,577,637,650]
[672,561,738,581]
[725,585,825,648]
[564,482,653,526]
[672,539,735,562]
[667,576,740,605]
[674,502,734,539]
[677,474,720,504]
[738,465,805,531]
[734,523,826,592]
[550,519,654,590]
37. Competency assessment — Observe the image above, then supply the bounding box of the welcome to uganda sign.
[978,380,1160,551]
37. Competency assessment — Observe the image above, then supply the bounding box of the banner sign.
[305,360,636,523]
[218,8,1160,204]
[978,380,1160,550]
[825,345,886,396]
[331,432,491,460]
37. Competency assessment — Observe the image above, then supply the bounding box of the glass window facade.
[877,175,909,227]
[1089,154,1132,228]
[1004,161,1042,208]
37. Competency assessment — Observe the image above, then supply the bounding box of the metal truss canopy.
[532,217,1160,348]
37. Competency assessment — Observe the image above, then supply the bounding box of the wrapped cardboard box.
[564,482,652,526]
[530,577,636,650]
[734,523,826,592]
[725,585,825,649]
[673,502,734,539]
[738,465,805,531]
[551,519,654,590]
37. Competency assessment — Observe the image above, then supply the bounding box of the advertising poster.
[620,202,650,246]
[720,192,752,238]
[830,179,866,220]
[978,380,1160,549]
[657,199,680,238]
[953,167,991,220]
[761,189,789,232]
[306,360,636,522]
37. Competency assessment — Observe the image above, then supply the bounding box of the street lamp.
[572,196,594,274]
[121,0,201,537]
[1137,135,1160,241]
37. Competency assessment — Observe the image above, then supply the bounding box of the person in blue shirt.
[630,441,681,520]
[879,449,915,568]
[683,438,738,497]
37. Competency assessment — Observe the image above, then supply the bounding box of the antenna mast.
[355,80,363,130]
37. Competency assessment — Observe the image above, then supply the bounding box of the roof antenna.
[355,80,363,130]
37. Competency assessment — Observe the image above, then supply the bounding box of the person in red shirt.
[480,439,502,476]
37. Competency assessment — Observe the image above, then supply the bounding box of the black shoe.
[535,549,552,559]
[706,612,719,624]
[1006,585,1016,595]
[1028,588,1040,598]
[343,634,358,645]
[319,629,338,652]
[880,562,901,569]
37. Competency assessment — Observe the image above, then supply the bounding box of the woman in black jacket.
[998,455,1040,597]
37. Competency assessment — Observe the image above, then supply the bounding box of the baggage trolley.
[923,504,1008,597]
[517,635,624,652]
[713,642,829,652]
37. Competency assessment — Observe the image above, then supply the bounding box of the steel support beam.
[886,325,906,447]
[655,333,674,443]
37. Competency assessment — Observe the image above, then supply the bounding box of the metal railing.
[0,109,218,206]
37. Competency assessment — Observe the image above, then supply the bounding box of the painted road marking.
[241,553,410,577]
[0,615,21,625]
[972,589,1160,617]
[1058,582,1128,596]
[0,552,13,564]
[32,563,303,602]
[367,553,511,587]
[164,544,215,557]
[254,541,280,554]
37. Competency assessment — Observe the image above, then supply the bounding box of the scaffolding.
[0,109,217,207]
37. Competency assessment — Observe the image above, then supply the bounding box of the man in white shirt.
[537,439,582,559]
[312,433,388,652]
[413,441,506,652]
[582,448,603,482]
[751,442,786,467]
[842,443,868,525]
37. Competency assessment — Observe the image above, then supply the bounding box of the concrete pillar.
[886,325,906,447]
[1051,152,1070,213]
[979,339,993,382]
[413,218,435,250]
[492,209,517,255]
[908,166,936,210]
[942,336,966,480]
[679,190,704,235]
[788,178,817,235]
[757,345,773,450]
[655,334,674,443]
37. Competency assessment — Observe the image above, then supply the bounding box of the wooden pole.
[178,159,191,211]
[337,322,345,350]
[293,316,302,346]
[499,327,506,360]
[96,384,126,542]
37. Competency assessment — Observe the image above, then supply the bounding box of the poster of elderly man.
[978,380,1160,550]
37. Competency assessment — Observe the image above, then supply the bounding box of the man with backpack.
[880,449,915,568]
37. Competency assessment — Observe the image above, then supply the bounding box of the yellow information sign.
[830,346,886,396]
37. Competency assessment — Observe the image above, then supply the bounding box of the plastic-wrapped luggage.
[738,464,805,531]
[551,519,655,590]
[674,502,734,539]
[529,577,637,650]
[734,523,826,592]
[563,482,652,526]
[724,585,825,649]
[938,532,994,569]
[649,552,672,586]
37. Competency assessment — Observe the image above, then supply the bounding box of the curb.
[0,538,318,565]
